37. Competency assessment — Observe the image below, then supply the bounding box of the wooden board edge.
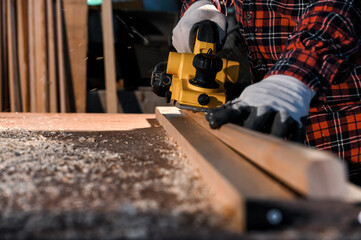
[156,106,244,233]
[183,109,348,200]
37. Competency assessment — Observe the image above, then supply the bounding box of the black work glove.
[206,75,316,143]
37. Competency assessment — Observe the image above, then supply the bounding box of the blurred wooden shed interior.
[0,0,179,114]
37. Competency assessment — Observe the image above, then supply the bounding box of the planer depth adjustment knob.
[189,50,223,89]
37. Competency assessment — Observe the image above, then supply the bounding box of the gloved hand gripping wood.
[206,75,316,142]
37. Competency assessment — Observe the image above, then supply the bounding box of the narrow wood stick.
[56,0,67,113]
[17,0,30,112]
[34,0,48,112]
[47,0,58,113]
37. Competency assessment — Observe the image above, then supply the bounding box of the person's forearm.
[265,0,361,100]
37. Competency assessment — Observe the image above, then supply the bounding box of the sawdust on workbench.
[0,125,234,239]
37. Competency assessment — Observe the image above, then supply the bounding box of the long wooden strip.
[62,0,88,113]
[7,0,21,112]
[0,2,3,111]
[2,1,9,112]
[184,110,347,199]
[47,0,58,113]
[101,0,118,113]
[34,0,48,112]
[2,0,10,112]
[156,107,295,232]
[28,0,37,112]
[56,0,67,113]
[6,0,13,112]
[17,0,30,112]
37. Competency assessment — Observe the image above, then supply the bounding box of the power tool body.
[151,20,239,112]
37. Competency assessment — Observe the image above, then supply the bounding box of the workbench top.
[1,113,361,239]
[0,113,231,239]
[0,113,156,131]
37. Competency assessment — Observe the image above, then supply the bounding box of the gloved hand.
[206,75,316,142]
[172,0,227,53]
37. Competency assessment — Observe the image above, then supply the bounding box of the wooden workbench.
[1,112,361,239]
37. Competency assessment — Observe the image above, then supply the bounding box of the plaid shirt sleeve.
[180,0,231,17]
[266,0,361,100]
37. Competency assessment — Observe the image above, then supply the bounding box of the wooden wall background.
[0,0,88,113]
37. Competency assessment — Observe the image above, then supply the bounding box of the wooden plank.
[5,0,12,112]
[56,0,67,113]
[47,0,58,113]
[62,0,88,113]
[156,107,295,233]
[34,0,48,112]
[28,0,37,112]
[7,0,21,112]
[1,1,10,111]
[0,2,3,111]
[0,112,155,131]
[184,110,348,200]
[17,0,30,112]
[101,0,118,113]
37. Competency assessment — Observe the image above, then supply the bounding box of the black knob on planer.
[189,50,223,89]
[151,61,172,97]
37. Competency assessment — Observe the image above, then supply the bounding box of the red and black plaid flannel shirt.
[181,0,361,175]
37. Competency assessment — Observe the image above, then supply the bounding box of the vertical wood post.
[101,0,118,113]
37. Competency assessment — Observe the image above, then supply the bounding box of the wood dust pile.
[0,126,233,239]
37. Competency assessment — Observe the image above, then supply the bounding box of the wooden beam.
[7,0,21,112]
[0,2,3,111]
[28,0,37,112]
[184,110,348,200]
[156,107,295,233]
[62,0,88,113]
[56,0,67,113]
[34,0,48,112]
[2,0,10,112]
[101,0,118,113]
[47,0,58,113]
[17,0,30,112]
[6,0,13,112]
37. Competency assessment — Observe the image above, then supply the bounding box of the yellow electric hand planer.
[151,20,240,111]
